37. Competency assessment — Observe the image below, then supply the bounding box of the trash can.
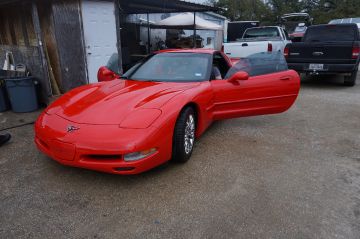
[0,79,10,112]
[5,77,39,113]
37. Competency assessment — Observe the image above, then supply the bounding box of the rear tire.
[344,70,358,87]
[172,107,196,163]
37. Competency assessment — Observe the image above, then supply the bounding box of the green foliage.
[206,0,272,21]
[207,0,360,24]
[310,0,360,24]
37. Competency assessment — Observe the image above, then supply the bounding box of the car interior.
[211,53,231,80]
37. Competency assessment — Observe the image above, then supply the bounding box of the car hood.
[49,80,199,125]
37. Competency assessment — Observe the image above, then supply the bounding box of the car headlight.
[124,148,157,162]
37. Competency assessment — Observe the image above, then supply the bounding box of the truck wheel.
[344,70,357,87]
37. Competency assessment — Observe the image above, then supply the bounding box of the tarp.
[153,12,223,30]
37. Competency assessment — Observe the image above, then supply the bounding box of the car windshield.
[294,26,306,32]
[243,27,280,39]
[303,25,357,42]
[122,53,212,82]
[106,53,120,75]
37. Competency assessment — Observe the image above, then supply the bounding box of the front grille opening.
[114,167,135,172]
[85,155,122,161]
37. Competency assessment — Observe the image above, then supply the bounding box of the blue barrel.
[0,80,10,112]
[5,77,39,113]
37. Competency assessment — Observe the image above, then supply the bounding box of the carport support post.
[147,13,151,54]
[31,2,52,101]
[193,12,196,48]
[115,0,123,74]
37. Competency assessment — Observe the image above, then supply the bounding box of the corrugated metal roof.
[0,0,26,5]
[0,0,219,13]
[121,0,219,14]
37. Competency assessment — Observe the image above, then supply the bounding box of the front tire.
[344,70,358,87]
[172,107,196,163]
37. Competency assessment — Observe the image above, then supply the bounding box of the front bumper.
[288,63,358,74]
[34,113,173,175]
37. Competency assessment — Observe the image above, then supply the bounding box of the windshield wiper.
[120,76,128,79]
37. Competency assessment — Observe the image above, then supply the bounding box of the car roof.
[246,26,279,29]
[329,18,360,23]
[309,23,358,28]
[155,49,217,54]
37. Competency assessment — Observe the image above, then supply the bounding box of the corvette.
[35,49,300,175]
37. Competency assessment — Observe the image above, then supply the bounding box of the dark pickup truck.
[285,23,360,86]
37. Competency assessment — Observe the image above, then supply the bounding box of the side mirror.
[228,71,249,82]
[97,66,120,82]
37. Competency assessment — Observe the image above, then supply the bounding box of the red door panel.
[210,70,300,120]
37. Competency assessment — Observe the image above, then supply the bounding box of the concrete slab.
[0,73,359,238]
[0,110,41,132]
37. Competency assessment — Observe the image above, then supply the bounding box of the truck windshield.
[122,53,212,82]
[243,27,280,39]
[304,25,357,42]
[329,18,360,24]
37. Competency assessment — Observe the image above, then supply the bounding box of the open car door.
[210,52,300,120]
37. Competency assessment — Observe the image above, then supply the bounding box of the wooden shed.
[0,0,217,104]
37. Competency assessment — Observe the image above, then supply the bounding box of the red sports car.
[35,49,300,175]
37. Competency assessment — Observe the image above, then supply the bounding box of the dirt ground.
[0,74,359,239]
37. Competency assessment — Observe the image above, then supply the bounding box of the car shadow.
[300,73,359,89]
[42,123,226,184]
[40,70,359,184]
[44,154,179,184]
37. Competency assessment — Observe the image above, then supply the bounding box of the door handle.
[280,76,291,81]
[242,43,248,47]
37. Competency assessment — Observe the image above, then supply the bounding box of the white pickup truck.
[223,26,291,59]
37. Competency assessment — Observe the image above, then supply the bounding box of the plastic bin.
[5,77,39,113]
[0,79,10,112]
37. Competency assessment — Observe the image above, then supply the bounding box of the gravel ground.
[0,74,359,239]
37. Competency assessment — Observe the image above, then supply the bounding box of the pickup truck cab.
[223,26,292,59]
[285,23,360,86]
[329,18,360,29]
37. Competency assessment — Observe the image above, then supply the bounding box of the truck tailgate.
[288,42,355,64]
[224,41,268,58]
